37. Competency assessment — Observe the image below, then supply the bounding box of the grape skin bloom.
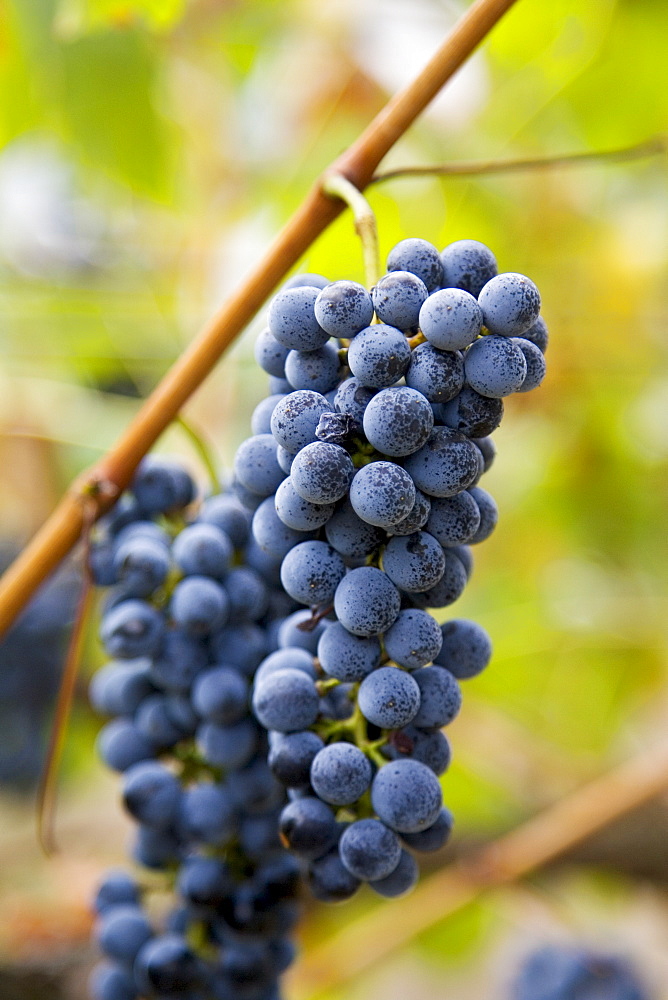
[362,386,434,458]
[349,461,416,528]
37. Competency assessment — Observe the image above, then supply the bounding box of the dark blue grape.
[197,719,258,769]
[267,286,329,351]
[179,783,236,845]
[513,337,547,392]
[133,694,186,750]
[411,666,462,728]
[276,444,296,474]
[310,743,372,805]
[440,385,504,438]
[468,485,498,543]
[362,386,434,457]
[100,600,164,659]
[333,377,377,431]
[274,477,335,531]
[410,549,468,609]
[132,825,182,870]
[386,238,443,292]
[97,719,156,772]
[324,497,385,559]
[278,797,339,860]
[149,629,208,693]
[440,239,497,297]
[426,492,481,546]
[191,666,249,725]
[419,288,482,351]
[254,328,290,378]
[383,609,443,669]
[317,621,380,681]
[282,272,329,291]
[347,323,412,388]
[387,489,431,537]
[134,934,201,996]
[478,272,541,336]
[349,461,415,528]
[314,280,374,337]
[290,441,355,504]
[89,961,138,1000]
[122,761,182,829]
[369,848,418,897]
[95,905,153,963]
[276,608,328,653]
[268,730,324,788]
[472,436,496,474]
[89,659,154,717]
[225,566,269,621]
[386,725,451,776]
[209,622,268,676]
[254,647,317,685]
[382,531,445,593]
[285,342,341,393]
[403,426,480,497]
[234,434,285,497]
[197,494,250,549]
[232,477,266,511]
[279,540,345,606]
[268,375,292,394]
[307,848,361,903]
[358,666,420,729]
[112,537,170,599]
[270,390,332,454]
[252,668,320,732]
[339,818,401,880]
[371,270,428,331]
[170,576,229,636]
[172,523,232,579]
[521,315,549,354]
[434,618,491,679]
[94,872,141,915]
[405,341,465,403]
[252,496,316,560]
[371,758,442,833]
[131,457,194,515]
[227,758,283,815]
[464,335,527,397]
[251,393,285,435]
[177,855,231,906]
[401,806,453,852]
[334,567,401,637]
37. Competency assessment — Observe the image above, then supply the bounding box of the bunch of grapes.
[232,236,548,901]
[511,945,650,1000]
[88,459,304,1000]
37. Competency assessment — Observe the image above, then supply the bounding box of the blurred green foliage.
[0,0,667,996]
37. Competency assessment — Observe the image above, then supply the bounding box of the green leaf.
[59,26,172,197]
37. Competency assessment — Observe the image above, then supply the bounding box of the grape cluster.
[511,945,650,1000]
[88,459,303,1000]
[234,237,548,901]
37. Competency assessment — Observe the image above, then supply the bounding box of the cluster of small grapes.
[88,458,305,1000]
[235,237,548,900]
[511,945,650,1000]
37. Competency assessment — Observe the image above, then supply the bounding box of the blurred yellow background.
[0,0,667,998]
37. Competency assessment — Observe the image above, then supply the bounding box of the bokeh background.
[1,0,667,997]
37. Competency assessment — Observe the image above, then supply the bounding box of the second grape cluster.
[236,236,548,901]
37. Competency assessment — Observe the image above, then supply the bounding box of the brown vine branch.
[370,133,668,183]
[0,0,519,638]
[287,736,668,1000]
